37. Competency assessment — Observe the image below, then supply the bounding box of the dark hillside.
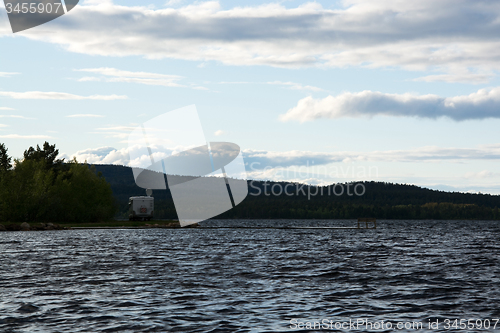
[94,164,500,220]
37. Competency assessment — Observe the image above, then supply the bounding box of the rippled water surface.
[1,220,499,332]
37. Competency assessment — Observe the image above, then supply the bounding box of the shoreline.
[70,226,366,230]
[0,220,194,231]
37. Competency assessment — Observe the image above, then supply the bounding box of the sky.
[1,0,500,193]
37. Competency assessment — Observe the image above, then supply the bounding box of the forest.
[0,142,115,223]
[93,164,500,221]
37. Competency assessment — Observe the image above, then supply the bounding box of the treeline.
[11,146,497,223]
[0,142,115,223]
[220,196,500,220]
[93,164,500,220]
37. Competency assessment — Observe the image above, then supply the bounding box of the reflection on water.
[0,220,499,332]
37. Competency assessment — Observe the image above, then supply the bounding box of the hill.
[93,164,500,220]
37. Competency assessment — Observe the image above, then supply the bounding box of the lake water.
[1,220,499,332]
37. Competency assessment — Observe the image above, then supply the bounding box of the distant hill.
[93,164,500,220]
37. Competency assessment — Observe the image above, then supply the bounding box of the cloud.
[7,0,500,78]
[214,130,225,136]
[244,144,500,168]
[66,114,105,118]
[0,134,53,139]
[280,87,500,122]
[0,72,19,77]
[75,67,185,87]
[244,149,344,168]
[0,91,127,100]
[66,145,176,166]
[66,143,500,171]
[64,146,129,164]
[76,67,180,80]
[413,73,493,84]
[0,107,15,110]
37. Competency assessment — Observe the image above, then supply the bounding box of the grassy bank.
[1,220,179,229]
[62,220,180,228]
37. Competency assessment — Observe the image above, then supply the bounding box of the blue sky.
[1,0,500,193]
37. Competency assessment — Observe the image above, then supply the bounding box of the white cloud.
[76,67,181,79]
[244,144,500,168]
[0,107,15,110]
[66,114,105,118]
[413,73,493,84]
[0,91,127,100]
[65,143,500,170]
[64,146,129,164]
[214,130,225,136]
[0,72,19,77]
[280,87,500,122]
[75,67,185,87]
[66,145,177,166]
[7,0,500,79]
[0,134,53,139]
[75,67,212,90]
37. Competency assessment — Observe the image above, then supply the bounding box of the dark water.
[1,220,499,332]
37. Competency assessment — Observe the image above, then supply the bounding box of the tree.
[0,143,12,221]
[23,141,64,171]
[3,159,55,222]
[0,142,116,223]
[0,143,11,172]
[47,160,116,222]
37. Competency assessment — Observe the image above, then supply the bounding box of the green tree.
[23,141,64,172]
[0,143,12,221]
[3,159,55,222]
[0,142,116,223]
[0,143,12,172]
[47,160,116,222]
